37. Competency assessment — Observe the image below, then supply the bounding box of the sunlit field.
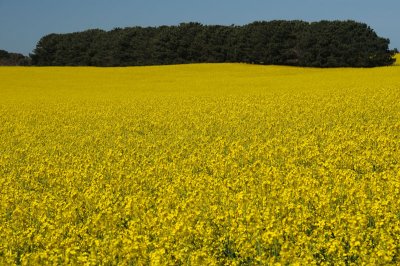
[394,53,400,65]
[1,63,400,265]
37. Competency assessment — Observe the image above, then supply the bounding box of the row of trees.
[0,50,31,66]
[28,20,398,67]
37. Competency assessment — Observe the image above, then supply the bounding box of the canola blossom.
[1,63,400,265]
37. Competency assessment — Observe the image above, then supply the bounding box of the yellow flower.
[1,63,400,264]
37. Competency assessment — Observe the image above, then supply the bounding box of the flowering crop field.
[394,53,400,66]
[1,63,400,265]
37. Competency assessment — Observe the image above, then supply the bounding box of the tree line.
[0,50,31,66]
[17,20,400,67]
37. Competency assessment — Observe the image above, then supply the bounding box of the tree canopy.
[0,50,31,66]
[30,20,396,67]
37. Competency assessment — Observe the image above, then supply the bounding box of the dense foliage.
[0,49,31,66]
[30,20,396,67]
[1,64,400,264]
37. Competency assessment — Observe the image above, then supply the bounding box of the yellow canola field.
[1,64,400,265]
[394,53,400,66]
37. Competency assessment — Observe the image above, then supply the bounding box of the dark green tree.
[30,20,397,67]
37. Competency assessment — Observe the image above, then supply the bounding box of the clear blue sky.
[0,0,398,55]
